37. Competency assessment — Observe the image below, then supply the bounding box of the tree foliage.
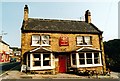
[104,39,120,67]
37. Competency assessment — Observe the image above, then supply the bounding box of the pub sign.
[59,36,69,46]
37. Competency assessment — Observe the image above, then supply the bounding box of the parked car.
[10,58,16,62]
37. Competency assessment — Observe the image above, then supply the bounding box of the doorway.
[58,55,67,73]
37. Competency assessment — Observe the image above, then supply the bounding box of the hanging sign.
[59,36,69,46]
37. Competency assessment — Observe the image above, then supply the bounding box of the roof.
[21,18,103,34]
[76,47,101,52]
[0,40,9,46]
[30,47,52,53]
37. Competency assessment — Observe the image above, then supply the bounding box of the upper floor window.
[32,35,40,46]
[41,35,49,45]
[77,36,92,46]
[32,35,50,46]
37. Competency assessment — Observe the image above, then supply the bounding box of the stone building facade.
[21,5,106,74]
[0,36,10,62]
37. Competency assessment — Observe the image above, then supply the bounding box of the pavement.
[0,64,120,80]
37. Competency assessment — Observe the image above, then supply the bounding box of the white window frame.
[76,36,92,46]
[71,52,102,68]
[41,35,50,46]
[31,35,40,46]
[27,53,55,70]
[31,35,50,46]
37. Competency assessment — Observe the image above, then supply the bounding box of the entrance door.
[59,55,67,73]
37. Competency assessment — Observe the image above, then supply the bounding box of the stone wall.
[21,33,101,55]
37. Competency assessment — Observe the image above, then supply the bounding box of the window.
[72,54,76,65]
[94,53,100,64]
[79,53,85,65]
[32,35,50,46]
[86,53,92,64]
[41,35,49,45]
[77,36,92,45]
[32,53,51,67]
[33,54,41,66]
[43,54,51,66]
[84,36,91,45]
[78,52,101,66]
[32,35,40,45]
[28,54,30,67]
[77,37,83,45]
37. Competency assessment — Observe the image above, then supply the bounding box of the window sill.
[78,64,103,67]
[31,44,50,47]
[28,66,55,70]
[76,45,93,47]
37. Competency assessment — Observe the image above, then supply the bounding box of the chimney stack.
[24,5,29,21]
[85,10,91,23]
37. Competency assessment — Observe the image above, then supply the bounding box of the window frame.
[31,35,40,46]
[41,35,50,46]
[27,53,54,70]
[76,36,92,46]
[71,52,102,68]
[31,34,50,46]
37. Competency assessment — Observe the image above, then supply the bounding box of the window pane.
[79,59,85,65]
[84,36,91,45]
[32,35,40,45]
[41,35,49,45]
[79,53,85,65]
[33,54,41,66]
[34,61,41,66]
[43,54,51,66]
[77,36,83,45]
[94,53,100,64]
[94,53,99,58]
[72,54,76,65]
[86,53,92,64]
[87,59,92,64]
[79,53,84,58]
[28,54,30,67]
[86,53,92,58]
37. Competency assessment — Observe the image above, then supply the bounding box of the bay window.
[31,53,52,67]
[71,52,102,67]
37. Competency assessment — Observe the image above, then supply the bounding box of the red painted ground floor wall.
[0,51,10,62]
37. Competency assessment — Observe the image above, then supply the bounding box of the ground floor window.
[33,54,41,66]
[71,53,76,65]
[43,54,51,66]
[71,52,102,66]
[27,53,52,67]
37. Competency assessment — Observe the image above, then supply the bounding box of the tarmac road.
[0,62,20,74]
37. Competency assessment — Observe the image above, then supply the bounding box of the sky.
[0,0,119,48]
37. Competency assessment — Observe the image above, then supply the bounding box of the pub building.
[21,5,106,74]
